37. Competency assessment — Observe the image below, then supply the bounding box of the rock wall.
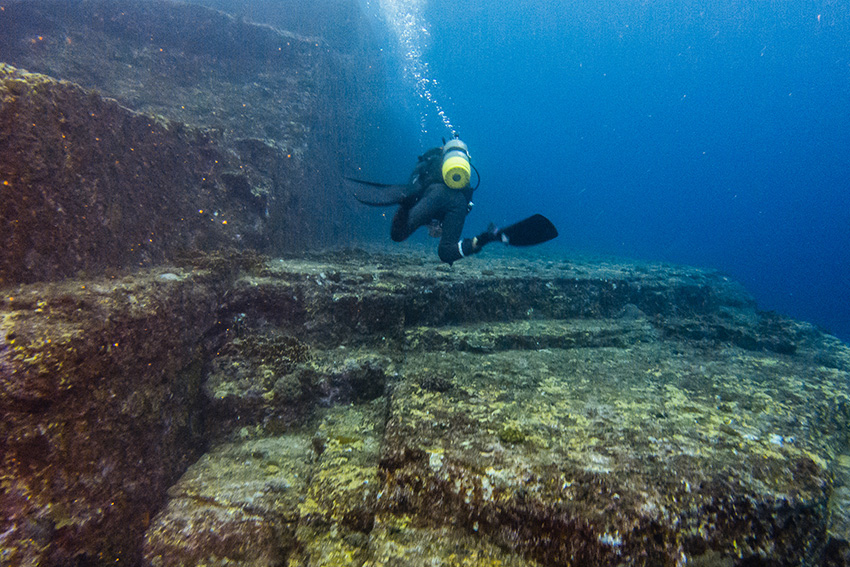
[0,264,224,565]
[0,0,384,284]
[0,64,262,284]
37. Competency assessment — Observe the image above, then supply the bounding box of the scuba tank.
[441,135,472,189]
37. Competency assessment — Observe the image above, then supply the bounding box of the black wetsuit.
[390,147,479,264]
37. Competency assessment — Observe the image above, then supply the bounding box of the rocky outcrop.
[0,64,268,284]
[1,250,848,566]
[0,0,384,285]
[0,266,223,566]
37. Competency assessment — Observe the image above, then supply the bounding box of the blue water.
[364,0,850,342]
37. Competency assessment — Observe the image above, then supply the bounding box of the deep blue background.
[365,0,850,342]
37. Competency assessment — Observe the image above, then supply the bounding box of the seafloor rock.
[142,434,314,566]
[0,267,224,566]
[203,336,390,440]
[382,341,835,564]
[1,250,849,566]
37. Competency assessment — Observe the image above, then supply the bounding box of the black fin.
[345,177,404,189]
[346,177,409,207]
[499,214,558,247]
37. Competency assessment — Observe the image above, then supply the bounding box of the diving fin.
[497,214,559,247]
[346,177,409,207]
[345,177,400,189]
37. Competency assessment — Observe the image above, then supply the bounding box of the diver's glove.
[472,223,502,251]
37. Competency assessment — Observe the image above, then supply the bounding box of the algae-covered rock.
[380,342,840,564]
[0,268,222,566]
[142,434,314,566]
[1,251,848,566]
[4,2,844,566]
[202,332,390,440]
[0,0,384,265]
[0,64,262,284]
[142,399,387,567]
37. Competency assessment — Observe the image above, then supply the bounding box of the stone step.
[142,401,538,567]
[404,317,658,353]
[381,342,844,564]
[142,433,313,566]
[216,252,815,358]
[2,251,848,566]
[146,327,850,565]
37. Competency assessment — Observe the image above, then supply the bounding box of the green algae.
[497,424,528,445]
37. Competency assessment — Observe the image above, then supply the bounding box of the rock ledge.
[1,250,848,566]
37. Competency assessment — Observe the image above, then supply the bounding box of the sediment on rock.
[0,0,386,285]
[0,268,222,566]
[3,251,847,566]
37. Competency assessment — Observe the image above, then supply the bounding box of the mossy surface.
[0,267,222,566]
[142,433,314,566]
[0,0,387,283]
[1,251,848,566]
[382,341,842,564]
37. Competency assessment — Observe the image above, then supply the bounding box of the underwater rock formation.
[1,4,848,565]
[0,64,266,284]
[0,0,383,283]
[0,267,221,565]
[1,250,848,566]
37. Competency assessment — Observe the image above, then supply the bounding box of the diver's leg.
[391,185,443,242]
[390,206,413,242]
[437,191,473,264]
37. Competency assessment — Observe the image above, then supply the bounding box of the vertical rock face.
[0,268,222,566]
[0,64,256,284]
[0,0,384,284]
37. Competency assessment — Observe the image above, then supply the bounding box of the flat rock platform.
[1,250,848,566]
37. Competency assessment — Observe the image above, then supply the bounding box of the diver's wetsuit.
[390,147,478,264]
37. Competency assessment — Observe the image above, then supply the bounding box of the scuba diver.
[349,133,558,264]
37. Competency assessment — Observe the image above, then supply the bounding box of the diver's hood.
[441,138,472,189]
